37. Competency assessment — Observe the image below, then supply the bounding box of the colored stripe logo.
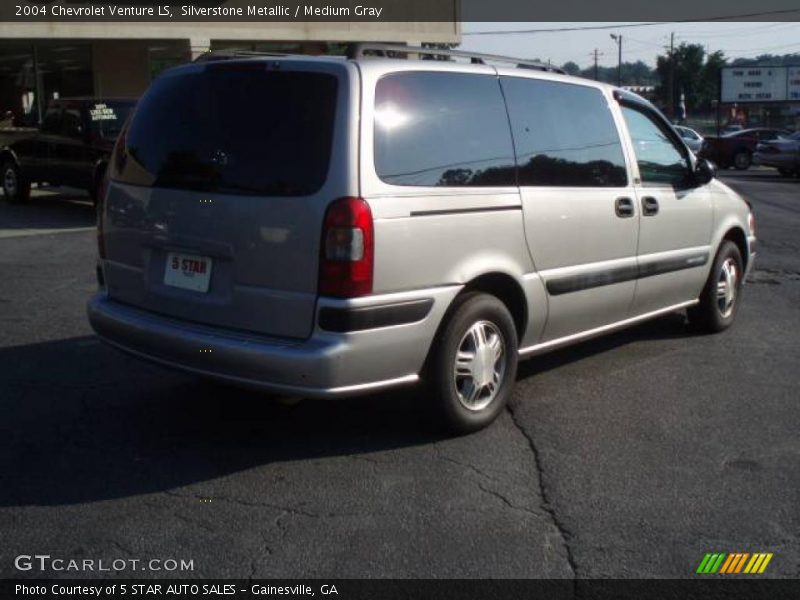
[696,552,773,574]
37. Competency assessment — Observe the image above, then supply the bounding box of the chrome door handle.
[642,196,659,216]
[615,197,634,218]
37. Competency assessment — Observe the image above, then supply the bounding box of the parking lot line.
[0,227,95,239]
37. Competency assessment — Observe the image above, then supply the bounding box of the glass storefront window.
[0,41,92,127]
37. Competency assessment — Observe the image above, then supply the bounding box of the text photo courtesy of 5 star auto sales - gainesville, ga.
[15,584,338,597]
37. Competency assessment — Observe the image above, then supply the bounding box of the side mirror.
[694,158,716,185]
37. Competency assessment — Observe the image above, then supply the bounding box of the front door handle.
[615,197,634,218]
[642,196,659,216]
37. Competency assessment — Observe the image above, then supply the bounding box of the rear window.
[373,72,516,187]
[90,102,135,140]
[115,66,338,196]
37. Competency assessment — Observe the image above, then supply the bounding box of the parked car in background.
[674,125,704,154]
[0,98,136,204]
[753,131,800,177]
[699,127,791,170]
[721,124,744,135]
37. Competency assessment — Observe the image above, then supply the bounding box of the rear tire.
[429,292,518,434]
[732,150,752,170]
[687,241,744,333]
[2,160,31,204]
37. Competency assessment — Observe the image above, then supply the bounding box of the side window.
[41,109,61,134]
[621,106,691,188]
[501,77,627,187]
[373,72,516,187]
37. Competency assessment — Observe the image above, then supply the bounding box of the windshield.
[114,65,338,197]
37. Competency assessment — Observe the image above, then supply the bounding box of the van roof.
[191,45,635,99]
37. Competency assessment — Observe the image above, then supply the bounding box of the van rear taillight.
[319,197,373,298]
[99,125,129,260]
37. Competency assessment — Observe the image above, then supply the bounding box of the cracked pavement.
[1,171,798,580]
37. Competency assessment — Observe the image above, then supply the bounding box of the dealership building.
[0,20,460,126]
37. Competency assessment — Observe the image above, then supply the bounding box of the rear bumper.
[87,286,459,398]
[752,153,796,169]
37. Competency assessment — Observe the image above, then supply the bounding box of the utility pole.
[590,49,604,81]
[610,34,622,86]
[668,32,675,118]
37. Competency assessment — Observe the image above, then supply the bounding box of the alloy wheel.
[3,166,17,198]
[453,320,507,411]
[716,257,739,318]
[734,152,750,169]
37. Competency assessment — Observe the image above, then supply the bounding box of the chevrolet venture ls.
[88,47,756,432]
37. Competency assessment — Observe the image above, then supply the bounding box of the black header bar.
[2,0,800,23]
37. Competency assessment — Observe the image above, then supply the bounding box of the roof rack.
[193,49,292,63]
[192,45,566,75]
[346,43,566,74]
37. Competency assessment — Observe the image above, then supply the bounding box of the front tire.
[687,241,744,333]
[429,292,518,433]
[732,150,752,170]
[2,160,31,204]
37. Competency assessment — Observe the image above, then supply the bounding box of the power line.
[624,23,799,45]
[624,36,668,48]
[727,41,800,55]
[465,23,661,36]
[685,22,798,38]
[463,10,800,36]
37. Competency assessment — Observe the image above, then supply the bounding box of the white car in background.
[675,125,704,154]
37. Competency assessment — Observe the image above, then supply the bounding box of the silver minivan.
[88,46,756,432]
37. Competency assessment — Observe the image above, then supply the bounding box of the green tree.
[656,43,704,117]
[561,61,581,76]
[655,43,727,117]
[731,53,800,67]
[699,50,726,111]
[623,60,658,86]
[576,61,655,85]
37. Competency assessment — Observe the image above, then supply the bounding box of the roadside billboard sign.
[788,67,800,101]
[721,66,789,103]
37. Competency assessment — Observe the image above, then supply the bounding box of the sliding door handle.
[615,197,635,218]
[642,196,659,216]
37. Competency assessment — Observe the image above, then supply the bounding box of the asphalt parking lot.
[1,172,798,580]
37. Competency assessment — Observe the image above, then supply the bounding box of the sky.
[459,22,800,69]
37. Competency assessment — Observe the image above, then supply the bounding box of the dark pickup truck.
[1,98,136,204]
[698,127,791,170]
